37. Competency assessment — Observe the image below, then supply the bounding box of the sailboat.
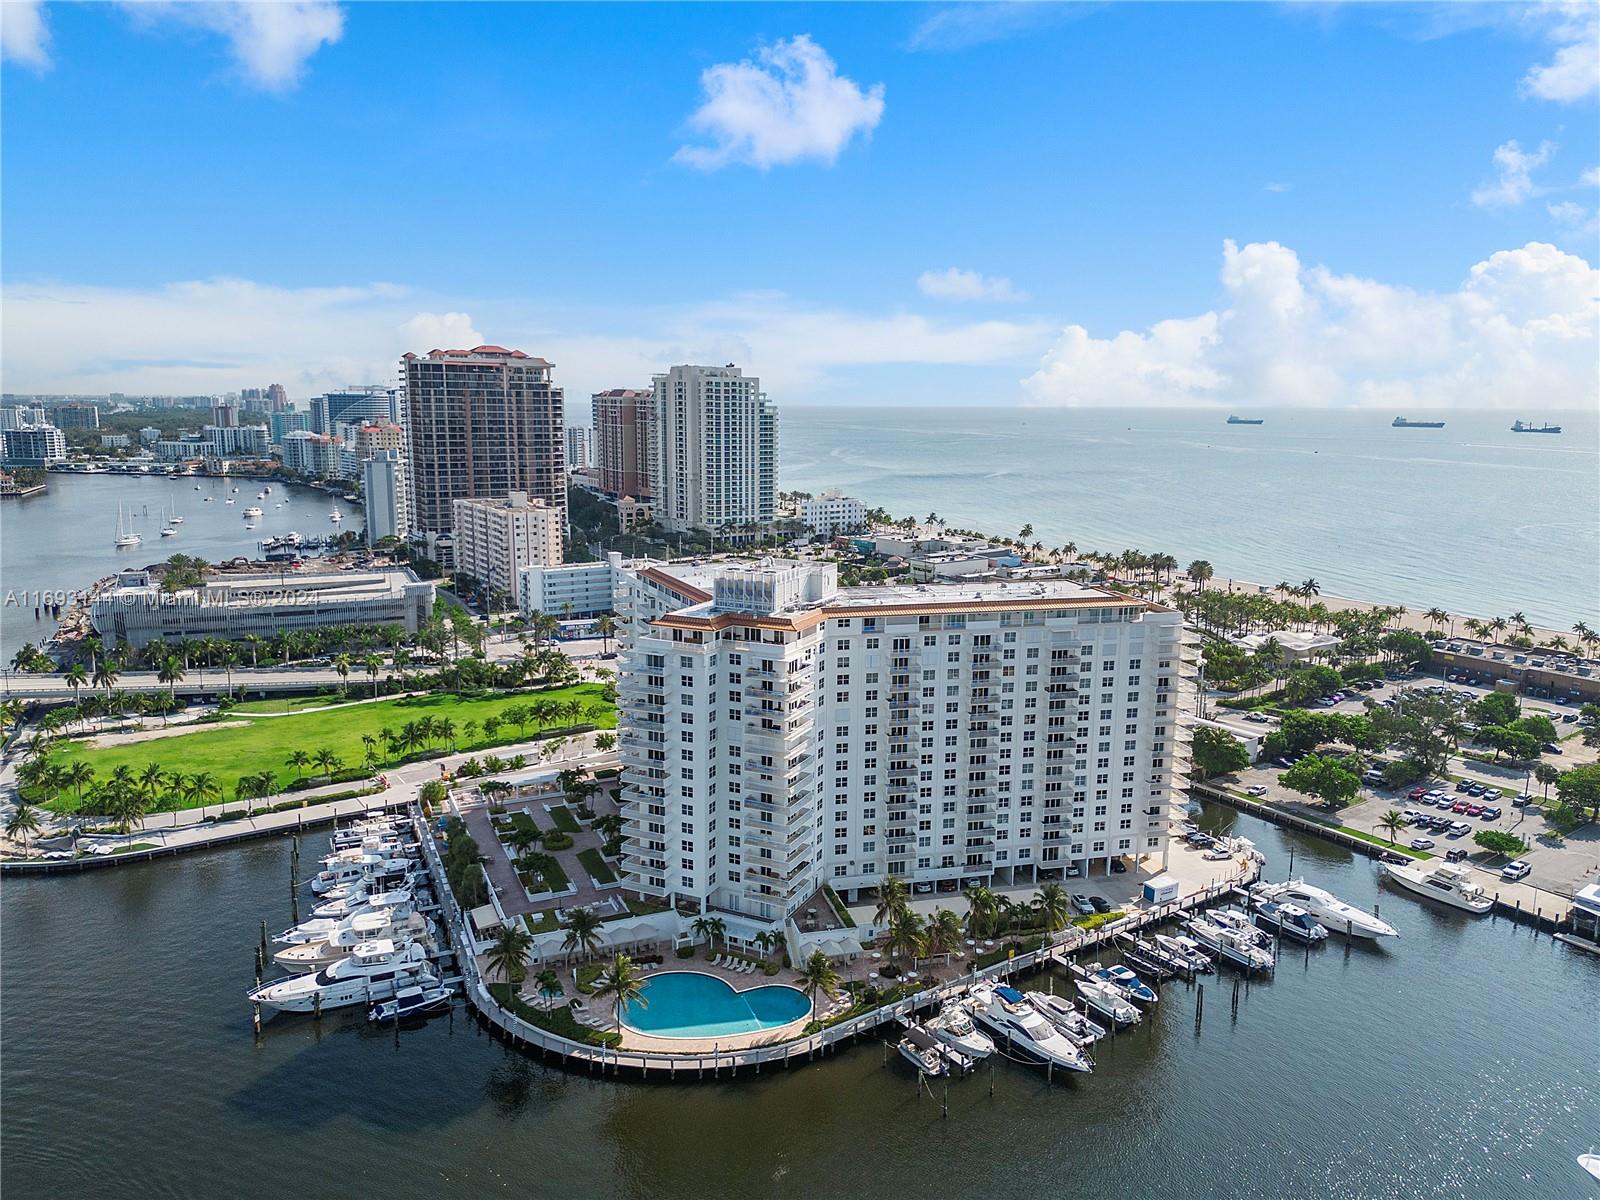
[169,493,184,524]
[114,503,142,548]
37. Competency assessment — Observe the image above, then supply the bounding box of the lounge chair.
[742,961,756,974]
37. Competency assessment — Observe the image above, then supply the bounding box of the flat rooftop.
[826,577,1120,610]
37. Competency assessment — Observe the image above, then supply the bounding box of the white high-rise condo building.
[363,449,407,545]
[650,364,775,535]
[616,562,1190,933]
[451,491,564,600]
[799,493,866,536]
[565,425,592,471]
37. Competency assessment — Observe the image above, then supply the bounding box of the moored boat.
[1251,879,1399,939]
[369,984,452,1023]
[1074,978,1141,1027]
[968,985,1094,1071]
[1381,860,1493,913]
[247,940,435,1013]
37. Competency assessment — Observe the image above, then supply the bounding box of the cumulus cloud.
[1472,139,1557,208]
[0,0,51,69]
[1519,1,1599,102]
[917,268,1028,302]
[1022,239,1599,410]
[115,1,344,91]
[0,278,1051,401]
[674,35,884,170]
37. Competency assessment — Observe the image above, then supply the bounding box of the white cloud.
[1263,182,1293,193]
[1472,139,1557,208]
[0,278,1051,402]
[674,34,884,170]
[906,2,1087,53]
[1023,239,1599,410]
[0,0,51,69]
[1581,166,1600,188]
[917,268,1028,302]
[118,1,344,91]
[1519,1,1599,102]
[1548,199,1600,240]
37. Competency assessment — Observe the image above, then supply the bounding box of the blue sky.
[2,2,1596,409]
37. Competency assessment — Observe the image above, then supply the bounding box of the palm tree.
[286,749,311,780]
[799,949,840,1009]
[596,614,617,656]
[137,761,165,806]
[361,733,379,767]
[185,771,221,811]
[883,908,925,968]
[241,633,264,669]
[1425,607,1450,634]
[1534,762,1560,798]
[963,885,999,939]
[592,952,647,1035]
[1186,560,1214,590]
[5,802,43,851]
[312,748,341,779]
[62,760,95,808]
[334,653,351,696]
[92,660,120,694]
[873,876,908,927]
[485,922,534,988]
[219,646,240,697]
[922,907,964,963]
[1377,808,1406,845]
[65,662,88,703]
[562,907,604,963]
[157,656,185,698]
[1033,881,1072,932]
[533,968,562,1006]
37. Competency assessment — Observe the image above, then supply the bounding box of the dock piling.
[1194,982,1204,1034]
[252,1000,261,1038]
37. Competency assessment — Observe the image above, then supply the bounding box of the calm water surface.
[0,473,361,663]
[783,407,1599,630]
[3,810,1595,1200]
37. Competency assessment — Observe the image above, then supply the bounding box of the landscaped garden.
[42,683,614,815]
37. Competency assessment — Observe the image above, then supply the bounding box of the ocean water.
[781,407,1599,630]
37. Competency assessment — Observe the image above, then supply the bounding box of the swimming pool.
[620,971,811,1040]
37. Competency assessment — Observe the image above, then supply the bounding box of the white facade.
[565,425,592,470]
[451,491,564,599]
[0,424,67,464]
[281,431,344,478]
[799,493,866,536]
[650,365,776,534]
[362,449,406,544]
[616,563,1189,928]
[518,554,621,619]
[204,424,270,457]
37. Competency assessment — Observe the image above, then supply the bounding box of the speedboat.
[924,1001,995,1060]
[329,510,343,522]
[1252,879,1399,939]
[1205,907,1274,947]
[1382,860,1493,913]
[1025,991,1106,1045]
[1153,933,1215,973]
[968,985,1093,1072]
[225,497,235,504]
[273,912,432,974]
[1251,898,1329,942]
[1091,964,1158,1005]
[1184,917,1275,972]
[1580,1154,1600,1184]
[369,984,452,1023]
[897,1027,952,1077]
[242,506,263,518]
[1075,979,1140,1027]
[247,940,435,1013]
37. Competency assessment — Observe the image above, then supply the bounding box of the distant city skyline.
[2,2,1595,409]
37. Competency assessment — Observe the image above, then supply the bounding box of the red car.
[1408,787,1428,800]
[1451,801,1469,813]
[1465,804,1484,817]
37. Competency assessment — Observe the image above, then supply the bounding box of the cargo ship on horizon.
[1511,420,1562,434]
[1226,415,1264,425]
[1392,417,1445,428]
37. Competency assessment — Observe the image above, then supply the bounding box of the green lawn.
[51,683,614,814]
[578,848,617,884]
[228,694,354,715]
[548,805,581,834]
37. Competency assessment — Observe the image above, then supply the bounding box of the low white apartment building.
[451,491,563,600]
[518,553,622,619]
[798,492,866,536]
[616,560,1189,931]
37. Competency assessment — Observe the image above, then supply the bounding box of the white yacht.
[273,912,432,975]
[924,1000,995,1060]
[968,985,1093,1072]
[1204,907,1274,948]
[1074,978,1141,1027]
[1184,917,1276,972]
[277,890,418,944]
[1382,860,1493,913]
[330,813,405,849]
[160,525,177,537]
[113,504,141,548]
[310,883,418,921]
[1252,879,1400,939]
[1025,991,1106,1045]
[1153,933,1215,973]
[248,940,435,1013]
[897,1027,952,1077]
[370,984,452,1023]
[1251,899,1329,942]
[242,505,263,518]
[1090,964,1158,1005]
[329,510,343,523]
[310,853,415,895]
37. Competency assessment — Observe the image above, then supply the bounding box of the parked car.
[1542,742,1561,755]
[1501,860,1532,882]
[1455,780,1472,793]
[1448,821,1471,836]
[1408,787,1429,800]
[1246,785,1269,797]
[1401,809,1425,823]
[1445,848,1468,863]
[1071,894,1097,915]
[913,881,934,894]
[1465,804,1484,817]
[1451,801,1470,813]
[1479,806,1502,820]
[1512,793,1533,807]
[1482,789,1501,800]
[1277,757,1295,768]
[1064,864,1082,878]
[1363,769,1384,783]
[1110,859,1127,874]
[1090,896,1113,914]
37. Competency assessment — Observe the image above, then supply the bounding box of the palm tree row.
[869,875,1076,971]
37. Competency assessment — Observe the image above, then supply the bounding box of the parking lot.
[1213,677,1598,899]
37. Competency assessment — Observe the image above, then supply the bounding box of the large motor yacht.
[272,911,432,975]
[967,985,1093,1072]
[1252,879,1399,939]
[1381,860,1493,913]
[247,940,435,1013]
[924,1000,995,1060]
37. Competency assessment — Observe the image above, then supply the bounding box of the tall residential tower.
[650,365,775,535]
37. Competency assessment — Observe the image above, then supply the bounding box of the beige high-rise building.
[592,387,655,500]
[402,345,565,534]
[451,491,564,600]
[650,365,774,534]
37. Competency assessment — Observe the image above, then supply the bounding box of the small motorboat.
[1252,898,1329,943]
[160,526,177,537]
[1075,979,1139,1027]
[1205,907,1274,948]
[1152,932,1214,973]
[1091,963,1158,1005]
[370,984,453,1023]
[1025,991,1106,1045]
[924,1000,995,1060]
[1184,917,1275,972]
[897,1027,949,1077]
